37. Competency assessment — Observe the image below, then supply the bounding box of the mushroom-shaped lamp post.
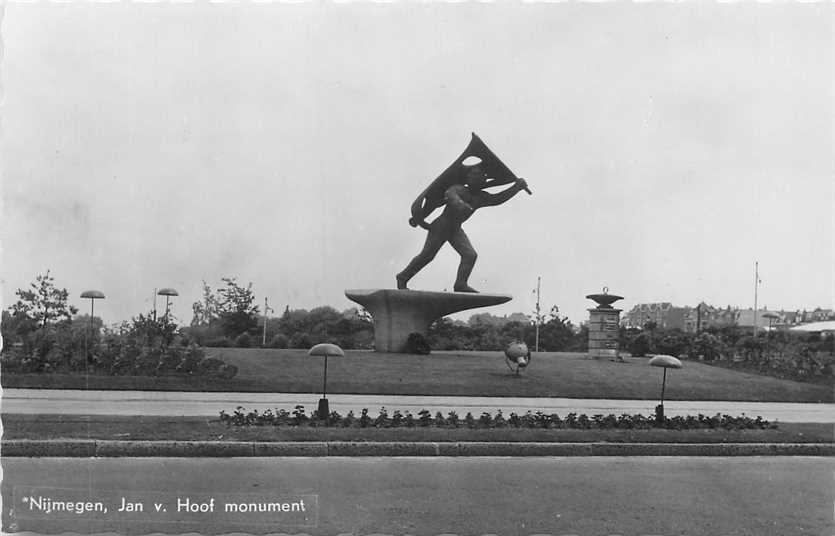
[157,288,179,321]
[763,312,779,331]
[80,290,105,369]
[308,343,344,418]
[649,354,682,424]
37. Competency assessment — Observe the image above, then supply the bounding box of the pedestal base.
[588,349,620,359]
[345,288,512,353]
[318,398,330,418]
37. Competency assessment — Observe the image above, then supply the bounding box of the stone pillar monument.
[586,288,623,360]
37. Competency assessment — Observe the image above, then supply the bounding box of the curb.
[2,440,834,457]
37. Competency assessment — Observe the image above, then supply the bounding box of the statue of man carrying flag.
[396,134,531,293]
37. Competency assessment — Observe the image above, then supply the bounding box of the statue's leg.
[449,228,478,292]
[396,223,448,289]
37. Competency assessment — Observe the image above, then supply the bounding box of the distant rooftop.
[790,321,835,333]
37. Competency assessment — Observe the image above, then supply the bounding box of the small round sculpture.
[505,341,531,375]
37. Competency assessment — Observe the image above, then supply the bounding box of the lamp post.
[262,297,274,347]
[80,290,105,371]
[533,276,541,352]
[649,354,683,424]
[308,343,344,418]
[156,288,179,321]
[763,312,779,332]
[763,312,779,354]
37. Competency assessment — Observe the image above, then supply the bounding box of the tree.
[469,312,504,327]
[130,311,179,347]
[2,309,33,344]
[10,270,78,330]
[188,277,259,339]
[191,280,221,326]
[216,277,259,338]
[428,317,469,350]
[532,305,548,330]
[306,306,342,340]
[536,307,575,351]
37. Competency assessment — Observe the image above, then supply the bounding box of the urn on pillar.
[586,287,623,360]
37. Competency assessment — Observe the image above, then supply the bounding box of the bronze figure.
[397,134,530,293]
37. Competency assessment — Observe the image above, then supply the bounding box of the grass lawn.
[2,349,831,403]
[3,414,832,444]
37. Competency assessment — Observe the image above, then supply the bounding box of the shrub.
[2,324,89,373]
[404,412,415,427]
[235,333,252,348]
[205,337,234,348]
[734,336,767,364]
[155,345,184,374]
[508,412,521,427]
[290,405,306,425]
[418,409,432,427]
[374,407,391,428]
[405,332,431,355]
[692,332,727,361]
[342,411,356,428]
[269,334,289,349]
[217,363,238,379]
[478,412,493,427]
[289,332,312,349]
[629,333,652,357]
[133,345,163,376]
[197,356,226,376]
[655,331,692,357]
[175,344,205,374]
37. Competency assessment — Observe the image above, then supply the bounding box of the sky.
[2,3,833,327]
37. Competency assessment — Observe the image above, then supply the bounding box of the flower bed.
[220,406,776,431]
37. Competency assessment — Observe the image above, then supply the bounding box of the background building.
[623,302,832,332]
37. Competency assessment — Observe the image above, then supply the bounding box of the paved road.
[2,456,832,535]
[2,388,834,422]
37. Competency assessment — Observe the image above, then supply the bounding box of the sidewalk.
[3,439,834,457]
[3,389,834,422]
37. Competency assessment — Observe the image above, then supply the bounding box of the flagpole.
[534,276,541,352]
[263,297,269,347]
[753,261,759,336]
[262,297,274,347]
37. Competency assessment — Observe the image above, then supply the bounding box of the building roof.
[790,320,835,333]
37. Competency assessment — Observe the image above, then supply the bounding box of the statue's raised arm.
[408,133,531,230]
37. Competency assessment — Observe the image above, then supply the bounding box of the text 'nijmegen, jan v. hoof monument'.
[346,133,530,352]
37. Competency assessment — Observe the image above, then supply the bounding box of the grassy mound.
[2,349,831,403]
[213,349,834,402]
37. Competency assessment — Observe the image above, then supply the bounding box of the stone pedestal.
[345,289,512,353]
[586,290,624,360]
[587,307,622,359]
